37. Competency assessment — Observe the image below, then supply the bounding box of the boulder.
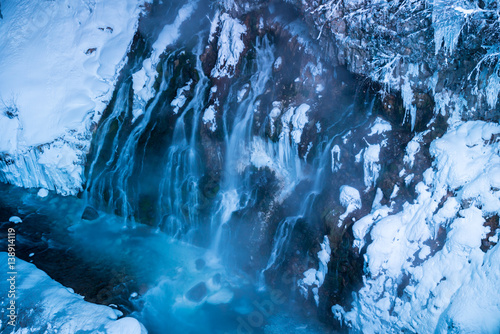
[186,282,207,303]
[82,206,99,221]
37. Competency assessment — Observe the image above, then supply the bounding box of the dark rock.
[195,258,206,271]
[212,273,222,286]
[186,282,207,303]
[81,206,99,221]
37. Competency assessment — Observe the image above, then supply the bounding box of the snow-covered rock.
[0,253,147,333]
[171,80,193,114]
[368,117,392,137]
[291,104,310,144]
[202,105,217,132]
[132,2,196,120]
[0,0,148,195]
[338,185,361,225]
[298,236,331,306]
[363,143,381,189]
[336,121,500,333]
[211,13,247,78]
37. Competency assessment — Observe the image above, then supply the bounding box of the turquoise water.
[0,183,336,334]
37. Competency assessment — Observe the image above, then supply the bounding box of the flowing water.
[0,1,377,332]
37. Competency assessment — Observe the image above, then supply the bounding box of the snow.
[316,122,321,133]
[390,184,399,200]
[0,253,147,333]
[404,173,414,186]
[170,80,193,114]
[368,117,392,136]
[132,1,197,120]
[274,56,282,70]
[106,317,147,334]
[331,145,341,172]
[355,149,363,163]
[208,10,221,44]
[211,13,247,78]
[338,185,361,225]
[363,143,381,189]
[237,84,250,103]
[298,236,331,306]
[339,185,361,209]
[291,104,310,144]
[269,101,282,135]
[258,17,265,30]
[0,0,147,195]
[337,120,500,333]
[37,188,49,198]
[9,216,22,224]
[352,189,392,250]
[206,288,234,305]
[202,105,217,132]
[403,134,423,168]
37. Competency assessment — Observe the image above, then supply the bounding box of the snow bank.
[0,0,147,195]
[0,253,147,333]
[336,121,500,333]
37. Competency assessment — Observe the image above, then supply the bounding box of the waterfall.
[210,36,276,253]
[156,41,209,241]
[260,137,333,285]
[86,50,180,225]
[83,1,372,284]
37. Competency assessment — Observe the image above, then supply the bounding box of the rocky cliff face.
[230,0,500,125]
[214,1,500,331]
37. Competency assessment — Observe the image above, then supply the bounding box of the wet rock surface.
[186,282,208,303]
[82,206,99,221]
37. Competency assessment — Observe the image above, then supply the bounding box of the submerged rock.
[195,258,206,271]
[82,206,99,221]
[186,282,207,303]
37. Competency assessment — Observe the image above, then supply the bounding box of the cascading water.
[261,138,333,276]
[6,0,489,333]
[2,2,378,333]
[210,36,277,254]
[156,42,209,240]
[85,50,192,226]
